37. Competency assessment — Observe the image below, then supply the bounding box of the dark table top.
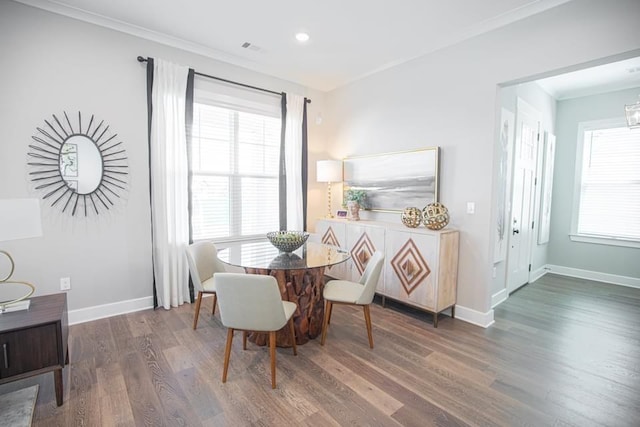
[218,241,350,270]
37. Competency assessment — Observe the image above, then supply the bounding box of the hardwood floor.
[2,273,639,426]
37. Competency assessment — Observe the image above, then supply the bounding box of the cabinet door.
[384,230,438,311]
[0,324,59,378]
[346,224,385,292]
[316,220,348,280]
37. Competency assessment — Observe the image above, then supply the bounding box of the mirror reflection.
[60,135,103,194]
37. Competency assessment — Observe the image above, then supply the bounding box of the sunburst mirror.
[28,112,128,216]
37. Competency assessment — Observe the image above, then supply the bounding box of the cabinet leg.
[433,313,438,328]
[54,368,63,406]
[451,305,455,319]
[65,347,69,365]
[381,296,386,308]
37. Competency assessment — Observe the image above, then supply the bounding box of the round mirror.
[28,111,128,216]
[60,135,104,194]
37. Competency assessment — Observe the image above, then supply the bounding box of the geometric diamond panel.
[390,238,430,295]
[321,227,341,247]
[351,232,376,275]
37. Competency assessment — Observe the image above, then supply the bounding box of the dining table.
[217,240,351,347]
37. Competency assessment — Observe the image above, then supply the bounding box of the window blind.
[191,101,281,241]
[577,126,640,240]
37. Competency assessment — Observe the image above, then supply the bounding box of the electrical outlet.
[60,277,71,291]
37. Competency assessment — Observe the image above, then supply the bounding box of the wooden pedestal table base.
[244,266,326,347]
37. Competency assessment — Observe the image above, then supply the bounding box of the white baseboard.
[491,289,508,308]
[68,296,154,325]
[545,264,640,289]
[455,304,494,328]
[530,265,549,283]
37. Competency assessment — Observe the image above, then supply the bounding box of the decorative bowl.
[266,231,309,252]
[422,202,450,230]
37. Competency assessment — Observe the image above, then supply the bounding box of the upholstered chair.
[215,273,297,389]
[321,251,384,348]
[185,241,228,330]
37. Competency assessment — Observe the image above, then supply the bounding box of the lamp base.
[0,299,31,313]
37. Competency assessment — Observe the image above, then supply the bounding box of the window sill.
[569,234,640,249]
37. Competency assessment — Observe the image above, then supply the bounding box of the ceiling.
[536,56,640,100]
[17,0,574,91]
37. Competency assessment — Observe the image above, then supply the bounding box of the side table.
[0,293,69,406]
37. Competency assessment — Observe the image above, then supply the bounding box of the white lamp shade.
[0,199,43,242]
[317,160,343,183]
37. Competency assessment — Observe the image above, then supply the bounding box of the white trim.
[454,305,495,328]
[68,296,154,325]
[546,264,640,289]
[491,289,508,308]
[569,234,640,249]
[530,265,549,283]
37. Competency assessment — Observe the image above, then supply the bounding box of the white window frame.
[191,90,281,244]
[570,117,640,248]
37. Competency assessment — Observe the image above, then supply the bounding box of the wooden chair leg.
[363,305,374,349]
[242,331,248,350]
[222,329,234,383]
[212,293,217,315]
[321,301,332,346]
[327,300,333,325]
[289,318,297,356]
[193,291,203,330]
[269,331,277,389]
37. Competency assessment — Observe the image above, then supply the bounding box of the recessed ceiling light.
[295,32,310,42]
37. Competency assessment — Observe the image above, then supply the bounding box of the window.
[572,119,640,246]
[190,99,281,241]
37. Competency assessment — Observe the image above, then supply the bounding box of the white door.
[507,99,540,294]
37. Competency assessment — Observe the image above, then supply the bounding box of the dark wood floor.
[2,273,639,426]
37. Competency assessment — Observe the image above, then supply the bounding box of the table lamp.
[316,159,343,218]
[0,199,43,313]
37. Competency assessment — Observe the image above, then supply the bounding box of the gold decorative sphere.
[401,207,422,228]
[422,203,450,230]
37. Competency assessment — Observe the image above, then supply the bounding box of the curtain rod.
[137,56,311,104]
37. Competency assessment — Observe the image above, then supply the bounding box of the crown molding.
[13,0,259,73]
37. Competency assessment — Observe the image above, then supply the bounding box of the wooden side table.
[0,293,69,406]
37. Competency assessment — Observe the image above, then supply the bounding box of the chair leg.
[363,305,374,349]
[289,318,297,356]
[269,331,277,389]
[327,300,333,325]
[212,293,217,316]
[321,301,332,346]
[242,331,248,350]
[222,328,234,383]
[193,291,203,330]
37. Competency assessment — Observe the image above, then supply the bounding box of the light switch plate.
[466,202,475,214]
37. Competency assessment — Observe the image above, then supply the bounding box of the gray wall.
[548,87,640,278]
[322,0,640,315]
[0,1,324,312]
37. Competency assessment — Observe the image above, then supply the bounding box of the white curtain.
[150,59,191,309]
[284,93,305,231]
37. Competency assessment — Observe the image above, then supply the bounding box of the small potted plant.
[345,188,366,221]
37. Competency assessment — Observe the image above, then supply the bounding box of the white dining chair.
[321,251,384,348]
[215,273,298,389]
[185,241,228,330]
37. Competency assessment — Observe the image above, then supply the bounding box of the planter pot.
[346,201,361,221]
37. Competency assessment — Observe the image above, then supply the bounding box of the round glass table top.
[218,241,350,270]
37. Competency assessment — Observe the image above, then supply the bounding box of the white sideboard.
[316,218,459,327]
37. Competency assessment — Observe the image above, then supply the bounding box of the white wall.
[0,1,325,314]
[322,0,640,320]
[548,87,640,279]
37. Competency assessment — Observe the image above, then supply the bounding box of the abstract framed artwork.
[494,108,514,263]
[343,147,439,212]
[538,132,556,244]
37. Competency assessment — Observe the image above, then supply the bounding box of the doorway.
[506,98,541,294]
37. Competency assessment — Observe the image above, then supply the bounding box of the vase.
[346,201,360,221]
